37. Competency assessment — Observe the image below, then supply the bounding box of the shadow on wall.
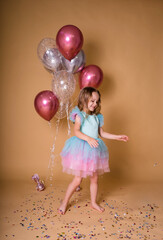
[100,73,116,99]
[98,109,130,200]
[100,75,130,185]
[103,105,131,183]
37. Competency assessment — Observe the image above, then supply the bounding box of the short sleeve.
[97,114,104,127]
[70,106,84,125]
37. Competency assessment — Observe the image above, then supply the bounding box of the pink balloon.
[79,65,103,89]
[34,90,59,121]
[56,25,84,60]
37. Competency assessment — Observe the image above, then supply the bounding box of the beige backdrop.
[0,0,163,183]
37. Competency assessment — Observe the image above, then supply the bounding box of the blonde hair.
[78,87,101,115]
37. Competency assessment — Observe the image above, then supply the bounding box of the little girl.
[58,87,128,214]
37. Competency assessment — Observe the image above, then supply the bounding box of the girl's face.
[87,92,100,112]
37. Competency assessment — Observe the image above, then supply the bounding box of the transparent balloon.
[62,50,85,73]
[55,101,70,119]
[52,70,76,103]
[37,38,63,72]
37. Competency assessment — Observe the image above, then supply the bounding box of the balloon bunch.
[34,24,103,121]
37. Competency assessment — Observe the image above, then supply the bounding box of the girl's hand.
[116,135,129,142]
[86,137,99,148]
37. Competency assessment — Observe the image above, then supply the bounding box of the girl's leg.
[90,173,105,212]
[58,176,82,214]
[75,179,83,191]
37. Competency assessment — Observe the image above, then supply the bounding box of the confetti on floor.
[1,183,163,240]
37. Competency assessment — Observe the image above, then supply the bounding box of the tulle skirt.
[61,136,110,178]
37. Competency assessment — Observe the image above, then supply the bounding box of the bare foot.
[91,203,105,213]
[58,202,67,215]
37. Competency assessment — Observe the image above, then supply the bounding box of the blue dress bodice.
[70,106,104,139]
[80,112,99,138]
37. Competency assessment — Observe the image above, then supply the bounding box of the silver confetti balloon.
[55,101,70,119]
[37,38,63,72]
[62,50,86,73]
[52,70,76,103]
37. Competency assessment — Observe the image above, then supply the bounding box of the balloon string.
[48,121,52,128]
[46,118,60,186]
[66,103,71,137]
[69,96,78,109]
[46,96,77,186]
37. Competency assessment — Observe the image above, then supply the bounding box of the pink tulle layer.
[62,153,110,178]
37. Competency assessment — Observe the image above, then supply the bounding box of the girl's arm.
[99,127,128,142]
[74,115,99,148]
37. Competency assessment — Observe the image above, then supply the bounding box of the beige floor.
[0,177,163,240]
